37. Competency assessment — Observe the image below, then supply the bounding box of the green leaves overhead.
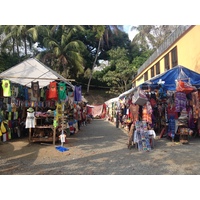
[101,47,135,95]
[37,25,87,78]
[0,24,178,93]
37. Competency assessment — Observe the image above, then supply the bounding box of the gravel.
[1,119,200,175]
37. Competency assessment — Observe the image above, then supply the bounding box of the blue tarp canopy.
[140,65,200,91]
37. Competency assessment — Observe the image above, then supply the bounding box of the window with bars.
[164,53,170,71]
[144,71,148,81]
[171,46,178,67]
[151,66,154,78]
[156,62,160,75]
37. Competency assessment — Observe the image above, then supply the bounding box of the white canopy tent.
[104,97,119,107]
[118,87,135,99]
[0,57,74,89]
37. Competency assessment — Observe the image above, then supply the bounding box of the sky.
[123,25,138,40]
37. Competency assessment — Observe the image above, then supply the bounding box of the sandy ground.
[1,119,200,175]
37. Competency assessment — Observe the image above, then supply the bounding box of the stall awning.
[104,97,119,106]
[140,65,200,91]
[0,57,74,89]
[118,87,135,99]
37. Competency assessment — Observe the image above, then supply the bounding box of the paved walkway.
[1,119,200,175]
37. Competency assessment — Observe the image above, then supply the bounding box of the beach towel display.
[134,121,151,151]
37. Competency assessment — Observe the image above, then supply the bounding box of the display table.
[29,116,58,145]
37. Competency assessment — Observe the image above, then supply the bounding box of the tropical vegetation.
[0,25,179,96]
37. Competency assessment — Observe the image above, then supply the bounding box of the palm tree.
[36,25,87,78]
[131,25,155,49]
[1,25,38,56]
[131,25,178,50]
[86,25,105,93]
[17,25,38,55]
[1,25,21,55]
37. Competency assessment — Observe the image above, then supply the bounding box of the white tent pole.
[0,76,75,81]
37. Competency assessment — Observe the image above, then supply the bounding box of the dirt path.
[1,119,200,175]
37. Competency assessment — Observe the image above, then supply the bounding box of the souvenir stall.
[116,65,200,150]
[104,97,119,122]
[118,97,132,130]
[0,58,76,145]
[133,65,200,144]
[118,87,156,150]
[117,89,137,132]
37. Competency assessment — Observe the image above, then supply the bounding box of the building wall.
[133,25,200,87]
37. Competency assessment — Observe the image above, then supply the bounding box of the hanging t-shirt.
[30,81,40,101]
[56,102,62,121]
[45,89,50,101]
[175,92,187,112]
[17,85,25,100]
[24,87,29,101]
[167,104,178,119]
[74,86,82,102]
[129,103,139,123]
[2,79,11,97]
[40,88,45,101]
[48,81,58,100]
[58,82,67,101]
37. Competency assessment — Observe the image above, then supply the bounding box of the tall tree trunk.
[86,37,102,94]
[12,37,15,55]
[17,41,20,57]
[24,37,27,55]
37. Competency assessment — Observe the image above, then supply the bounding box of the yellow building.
[132,25,200,87]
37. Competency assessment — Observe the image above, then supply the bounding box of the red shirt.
[167,105,178,119]
[48,81,58,100]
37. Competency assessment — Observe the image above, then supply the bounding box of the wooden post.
[29,128,31,142]
[53,127,56,145]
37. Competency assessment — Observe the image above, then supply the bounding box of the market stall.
[119,65,200,148]
[104,97,119,122]
[0,57,79,145]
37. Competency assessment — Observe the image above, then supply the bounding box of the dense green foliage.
[0,25,178,95]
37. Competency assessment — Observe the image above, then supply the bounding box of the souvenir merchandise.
[0,58,89,145]
[25,108,35,128]
[2,79,11,97]
[115,77,200,147]
[58,82,67,101]
[74,85,82,102]
[176,80,196,94]
[133,121,151,151]
[0,79,81,144]
[132,87,148,106]
[30,81,40,101]
[48,81,58,100]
